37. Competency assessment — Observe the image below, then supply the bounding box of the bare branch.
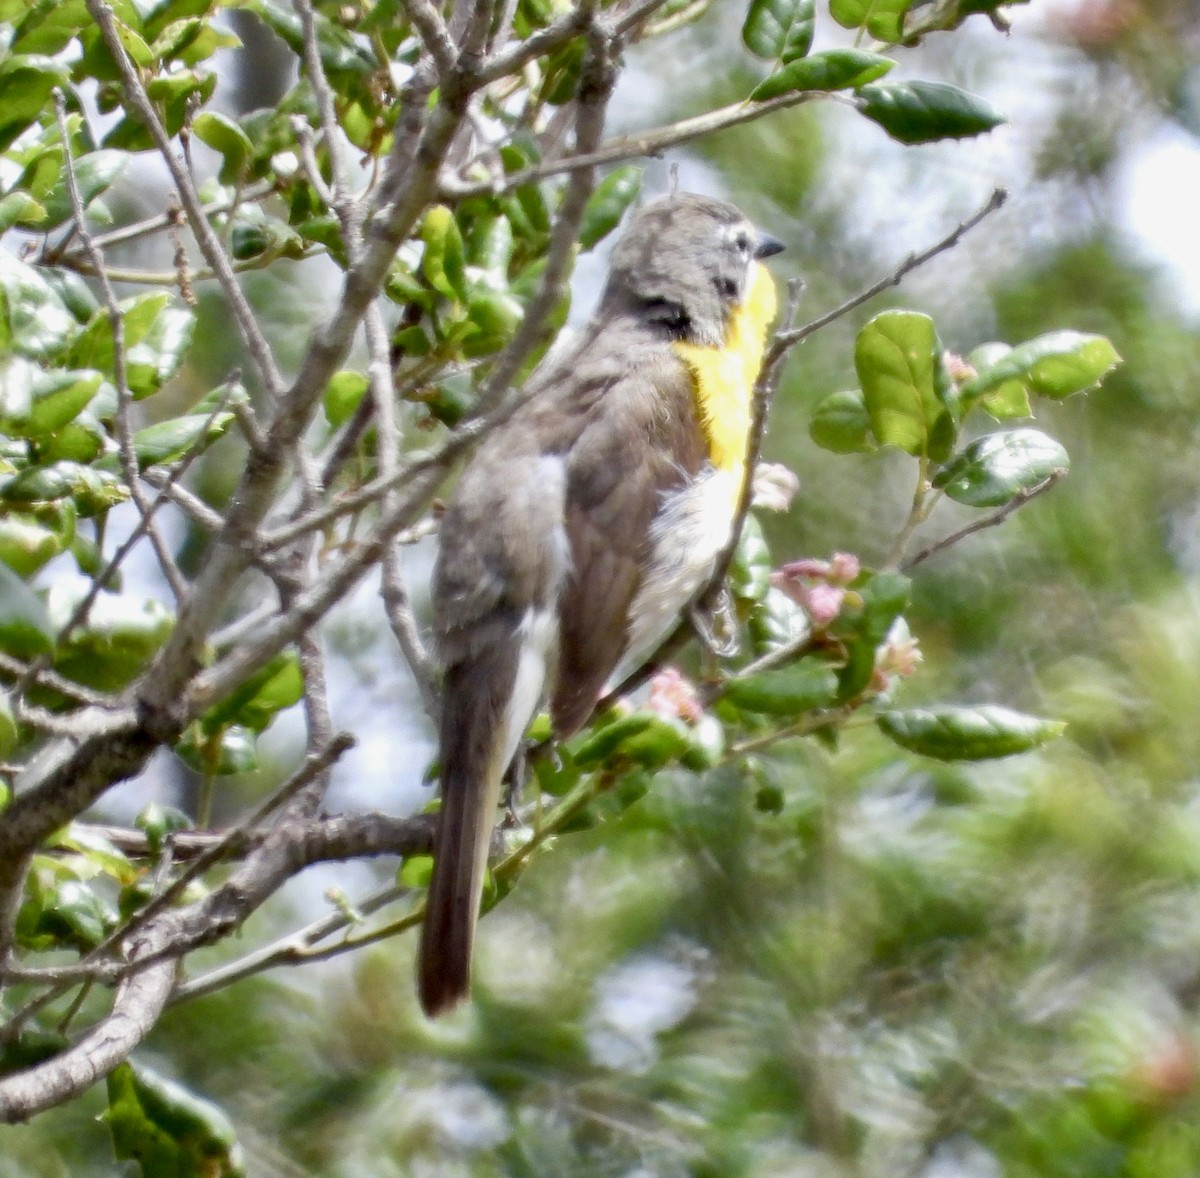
[84,0,285,399]
[442,86,832,200]
[52,90,188,606]
[475,14,616,413]
[0,923,176,1124]
[901,469,1065,572]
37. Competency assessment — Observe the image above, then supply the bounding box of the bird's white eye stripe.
[722,222,754,253]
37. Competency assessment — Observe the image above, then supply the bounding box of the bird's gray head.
[601,193,784,347]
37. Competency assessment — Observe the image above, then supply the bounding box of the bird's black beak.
[755,233,785,259]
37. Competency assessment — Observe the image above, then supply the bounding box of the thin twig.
[768,188,1011,359]
[84,0,285,398]
[442,86,835,200]
[474,10,614,413]
[52,90,188,607]
[901,469,1065,572]
[170,882,409,1004]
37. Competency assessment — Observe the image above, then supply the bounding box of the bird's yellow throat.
[673,261,778,489]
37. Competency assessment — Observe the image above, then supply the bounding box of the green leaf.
[856,310,954,459]
[105,1061,246,1178]
[833,569,910,700]
[2,461,128,515]
[0,561,54,658]
[579,166,643,250]
[38,878,118,948]
[324,369,369,428]
[0,511,74,577]
[0,55,70,153]
[809,387,877,453]
[724,659,839,715]
[21,369,103,437]
[573,713,658,768]
[201,651,304,734]
[742,0,814,62]
[37,149,126,229]
[0,250,76,359]
[135,801,194,857]
[730,513,772,604]
[932,428,1068,508]
[877,705,1066,761]
[175,723,259,775]
[123,411,235,469]
[67,292,172,373]
[192,110,253,183]
[0,191,47,232]
[421,205,468,302]
[751,48,894,102]
[239,0,374,75]
[959,331,1121,402]
[858,80,1006,144]
[828,0,909,40]
[49,589,173,688]
[126,305,195,398]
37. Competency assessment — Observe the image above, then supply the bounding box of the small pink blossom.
[770,552,862,627]
[645,667,704,724]
[804,583,846,626]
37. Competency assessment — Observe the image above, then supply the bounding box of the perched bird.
[418,193,784,1015]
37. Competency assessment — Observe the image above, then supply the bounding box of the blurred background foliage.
[8,0,1200,1174]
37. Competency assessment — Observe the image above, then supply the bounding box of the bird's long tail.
[417,644,515,1017]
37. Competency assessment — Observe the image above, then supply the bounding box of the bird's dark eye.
[734,230,750,254]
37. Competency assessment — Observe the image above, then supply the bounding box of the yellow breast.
[672,261,778,494]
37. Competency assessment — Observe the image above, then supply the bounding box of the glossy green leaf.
[37,149,126,229]
[579,167,643,250]
[239,0,374,76]
[421,205,468,302]
[135,801,194,857]
[1,370,102,438]
[201,651,304,734]
[574,713,658,768]
[724,659,839,715]
[828,0,909,40]
[105,1061,246,1178]
[0,511,73,577]
[859,80,1006,144]
[127,411,234,469]
[0,562,54,658]
[0,55,70,152]
[833,569,910,700]
[324,370,370,428]
[0,191,47,232]
[960,331,1121,401]
[0,251,76,359]
[40,878,117,948]
[751,48,894,102]
[176,723,259,775]
[126,306,195,399]
[742,0,814,62]
[192,110,253,183]
[2,461,128,516]
[67,292,171,374]
[877,705,1066,761]
[49,588,173,688]
[933,428,1068,508]
[809,387,878,453]
[856,311,954,459]
[730,513,772,604]
[10,0,92,55]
